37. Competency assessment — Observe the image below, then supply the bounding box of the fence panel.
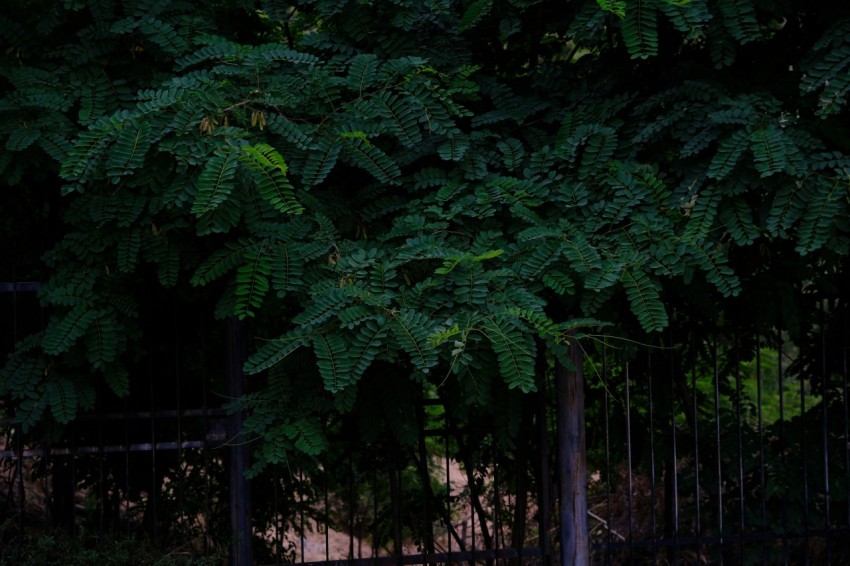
[0,281,231,563]
[586,318,850,564]
[5,275,850,566]
[271,386,555,565]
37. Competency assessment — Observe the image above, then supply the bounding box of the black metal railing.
[4,277,850,565]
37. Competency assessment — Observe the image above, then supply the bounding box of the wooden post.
[556,338,589,565]
[227,317,253,566]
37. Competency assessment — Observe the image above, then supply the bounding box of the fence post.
[556,337,589,565]
[226,317,253,566]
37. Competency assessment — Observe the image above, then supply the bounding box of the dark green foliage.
[622,0,659,59]
[1,0,849,477]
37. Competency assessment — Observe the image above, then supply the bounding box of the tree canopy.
[1,0,849,468]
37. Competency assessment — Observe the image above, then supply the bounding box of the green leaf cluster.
[1,0,849,471]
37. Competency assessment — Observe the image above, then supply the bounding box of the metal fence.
[3,278,850,565]
[0,282,233,561]
[585,315,850,564]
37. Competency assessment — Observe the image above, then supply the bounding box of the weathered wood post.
[226,317,253,566]
[556,336,589,565]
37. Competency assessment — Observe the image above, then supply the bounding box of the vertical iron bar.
[226,317,252,566]
[556,336,588,565]
[801,342,810,544]
[3,284,47,552]
[756,340,766,562]
[124,397,131,535]
[821,302,831,560]
[200,311,211,555]
[273,471,280,558]
[300,467,305,563]
[690,329,701,562]
[669,331,680,561]
[16,424,24,552]
[416,392,434,558]
[98,396,105,537]
[71,430,77,537]
[471,461,476,561]
[389,448,402,562]
[734,339,744,562]
[446,408,452,556]
[494,463,500,556]
[648,348,659,563]
[12,284,24,553]
[712,336,723,563]
[843,316,850,547]
[536,366,551,564]
[11,275,17,346]
[624,363,634,550]
[603,345,612,566]
[325,470,330,562]
[372,467,378,560]
[777,339,788,560]
[348,426,355,561]
[149,351,158,542]
[174,299,184,530]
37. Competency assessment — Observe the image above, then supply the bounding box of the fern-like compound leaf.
[60,117,116,183]
[293,287,352,328]
[659,0,711,34]
[244,333,310,374]
[482,315,536,392]
[766,180,807,237]
[85,310,121,370]
[314,334,352,393]
[542,270,576,295]
[708,129,749,179]
[234,246,272,319]
[688,241,741,297]
[371,90,422,147]
[720,197,758,246]
[497,138,525,171]
[620,268,667,332]
[717,0,760,44]
[245,43,320,66]
[684,185,720,242]
[750,126,788,177]
[800,44,850,117]
[438,133,470,161]
[563,233,602,273]
[796,177,845,254]
[46,378,78,424]
[461,0,494,31]
[43,305,99,355]
[518,239,562,278]
[102,363,130,398]
[5,127,40,151]
[265,115,314,149]
[191,238,259,286]
[349,316,388,382]
[291,419,328,455]
[301,137,340,186]
[346,53,380,95]
[340,135,401,184]
[138,17,188,55]
[191,149,239,215]
[239,143,304,214]
[392,309,438,373]
[622,0,659,59]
